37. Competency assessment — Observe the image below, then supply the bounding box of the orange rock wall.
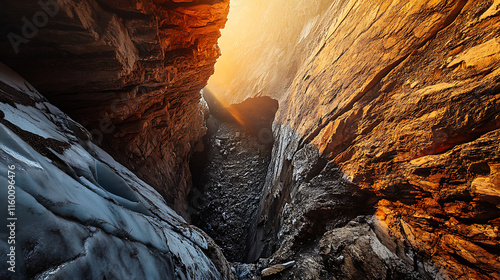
[217,0,500,278]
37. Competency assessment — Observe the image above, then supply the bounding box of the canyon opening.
[1,0,500,280]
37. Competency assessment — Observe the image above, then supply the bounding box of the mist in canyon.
[1,0,500,280]
[207,0,333,103]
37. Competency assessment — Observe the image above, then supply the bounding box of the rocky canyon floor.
[189,91,275,263]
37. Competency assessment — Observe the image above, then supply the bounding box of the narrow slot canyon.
[189,89,278,263]
[1,0,500,280]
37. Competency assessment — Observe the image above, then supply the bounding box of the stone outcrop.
[0,0,229,217]
[0,63,233,280]
[212,0,500,279]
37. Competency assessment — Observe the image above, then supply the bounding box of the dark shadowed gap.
[188,88,279,262]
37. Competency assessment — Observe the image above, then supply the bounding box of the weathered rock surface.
[261,261,295,278]
[0,63,233,279]
[212,0,500,279]
[0,0,229,217]
[189,90,277,262]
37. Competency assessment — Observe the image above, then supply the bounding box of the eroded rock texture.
[0,0,229,217]
[214,0,500,279]
[189,90,277,262]
[0,63,233,280]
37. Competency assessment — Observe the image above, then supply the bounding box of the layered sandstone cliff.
[0,0,229,217]
[211,0,500,279]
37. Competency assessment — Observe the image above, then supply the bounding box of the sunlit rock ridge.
[210,0,500,279]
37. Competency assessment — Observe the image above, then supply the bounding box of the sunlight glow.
[207,0,333,104]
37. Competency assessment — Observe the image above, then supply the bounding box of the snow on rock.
[0,63,233,279]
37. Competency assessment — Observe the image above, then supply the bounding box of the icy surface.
[0,63,42,98]
[1,103,67,141]
[0,63,226,279]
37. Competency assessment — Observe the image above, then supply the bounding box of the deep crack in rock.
[189,89,278,262]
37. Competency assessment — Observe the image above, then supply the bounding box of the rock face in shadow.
[189,90,277,262]
[214,1,500,279]
[0,0,230,217]
[0,63,234,280]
